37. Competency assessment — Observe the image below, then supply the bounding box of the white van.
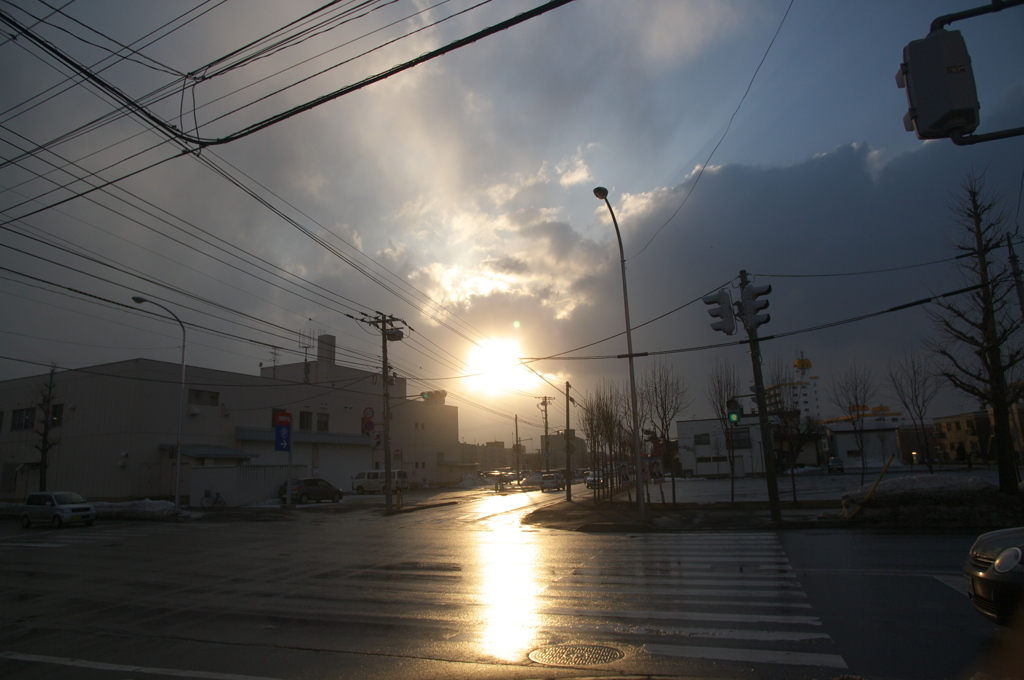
[351,470,410,494]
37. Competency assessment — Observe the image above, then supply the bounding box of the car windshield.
[53,492,86,504]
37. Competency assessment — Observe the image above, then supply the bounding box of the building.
[824,416,902,469]
[539,429,588,471]
[675,418,766,478]
[0,335,462,504]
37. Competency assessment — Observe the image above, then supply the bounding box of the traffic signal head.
[420,390,447,405]
[740,283,771,329]
[726,398,741,423]
[896,29,979,140]
[701,289,737,336]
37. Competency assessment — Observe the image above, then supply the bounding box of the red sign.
[274,411,292,427]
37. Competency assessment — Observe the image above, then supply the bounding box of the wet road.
[0,482,1017,680]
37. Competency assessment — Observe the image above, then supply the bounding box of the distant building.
[0,334,463,504]
[675,418,766,478]
[540,429,588,471]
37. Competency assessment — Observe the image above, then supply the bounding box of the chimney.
[317,334,336,364]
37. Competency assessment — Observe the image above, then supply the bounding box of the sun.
[465,338,539,395]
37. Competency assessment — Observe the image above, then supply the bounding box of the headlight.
[994,547,1023,573]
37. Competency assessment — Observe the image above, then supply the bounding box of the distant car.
[279,478,343,504]
[539,473,565,492]
[827,457,844,474]
[585,473,607,489]
[20,491,95,528]
[963,526,1024,626]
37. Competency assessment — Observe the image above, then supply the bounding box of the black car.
[279,478,343,504]
[963,526,1024,626]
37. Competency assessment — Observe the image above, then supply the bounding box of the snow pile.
[841,474,1024,527]
[93,499,178,520]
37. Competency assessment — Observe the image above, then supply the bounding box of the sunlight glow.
[476,504,543,660]
[465,338,539,395]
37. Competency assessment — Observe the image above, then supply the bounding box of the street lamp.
[132,296,187,508]
[593,186,645,518]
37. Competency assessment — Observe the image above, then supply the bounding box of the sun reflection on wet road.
[473,493,546,660]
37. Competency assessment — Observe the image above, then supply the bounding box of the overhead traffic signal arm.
[702,289,737,336]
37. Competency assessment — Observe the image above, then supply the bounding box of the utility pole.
[349,311,408,514]
[1007,235,1024,323]
[514,415,520,483]
[738,270,782,523]
[538,397,553,472]
[565,381,573,501]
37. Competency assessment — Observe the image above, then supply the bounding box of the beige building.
[0,335,462,504]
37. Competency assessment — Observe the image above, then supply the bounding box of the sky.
[1,0,1023,448]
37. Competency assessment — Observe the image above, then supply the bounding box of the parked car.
[20,491,95,528]
[350,470,410,494]
[279,478,343,504]
[827,457,844,474]
[539,473,565,492]
[963,526,1024,626]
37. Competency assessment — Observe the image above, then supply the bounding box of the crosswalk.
[1,520,847,674]
[537,532,847,670]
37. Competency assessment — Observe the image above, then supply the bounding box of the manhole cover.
[528,644,624,667]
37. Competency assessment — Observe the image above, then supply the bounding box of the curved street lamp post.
[132,296,187,507]
[593,187,645,518]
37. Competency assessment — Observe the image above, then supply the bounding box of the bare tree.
[34,364,61,492]
[886,349,943,473]
[827,361,878,485]
[767,355,824,502]
[577,381,621,503]
[640,359,692,473]
[705,357,742,502]
[928,175,1023,495]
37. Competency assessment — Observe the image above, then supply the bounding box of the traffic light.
[896,29,979,140]
[726,398,741,424]
[420,390,447,405]
[740,283,771,329]
[702,289,737,335]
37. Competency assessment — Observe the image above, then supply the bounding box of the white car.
[539,473,565,492]
[21,491,96,528]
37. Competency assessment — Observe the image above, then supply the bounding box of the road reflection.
[474,494,543,660]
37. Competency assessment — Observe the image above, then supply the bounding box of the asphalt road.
[1,480,1019,680]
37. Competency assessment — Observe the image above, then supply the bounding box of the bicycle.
[200,489,225,508]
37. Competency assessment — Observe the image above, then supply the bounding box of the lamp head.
[132,296,146,304]
[593,186,609,200]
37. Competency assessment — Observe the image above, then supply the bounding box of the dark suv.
[279,478,343,504]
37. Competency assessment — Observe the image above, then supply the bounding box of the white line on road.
[643,643,848,668]
[541,605,822,625]
[0,652,284,680]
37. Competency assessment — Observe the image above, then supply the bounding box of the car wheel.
[332,493,341,503]
[51,515,63,528]
[299,493,310,504]
[20,515,30,529]
[356,486,364,494]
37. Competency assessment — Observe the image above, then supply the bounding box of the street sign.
[362,419,375,433]
[275,424,291,452]
[362,407,374,418]
[274,411,292,427]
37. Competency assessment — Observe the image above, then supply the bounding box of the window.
[316,413,329,432]
[188,389,220,406]
[955,420,962,431]
[299,411,313,430]
[11,407,35,431]
[847,449,862,458]
[694,433,710,445]
[725,427,752,449]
